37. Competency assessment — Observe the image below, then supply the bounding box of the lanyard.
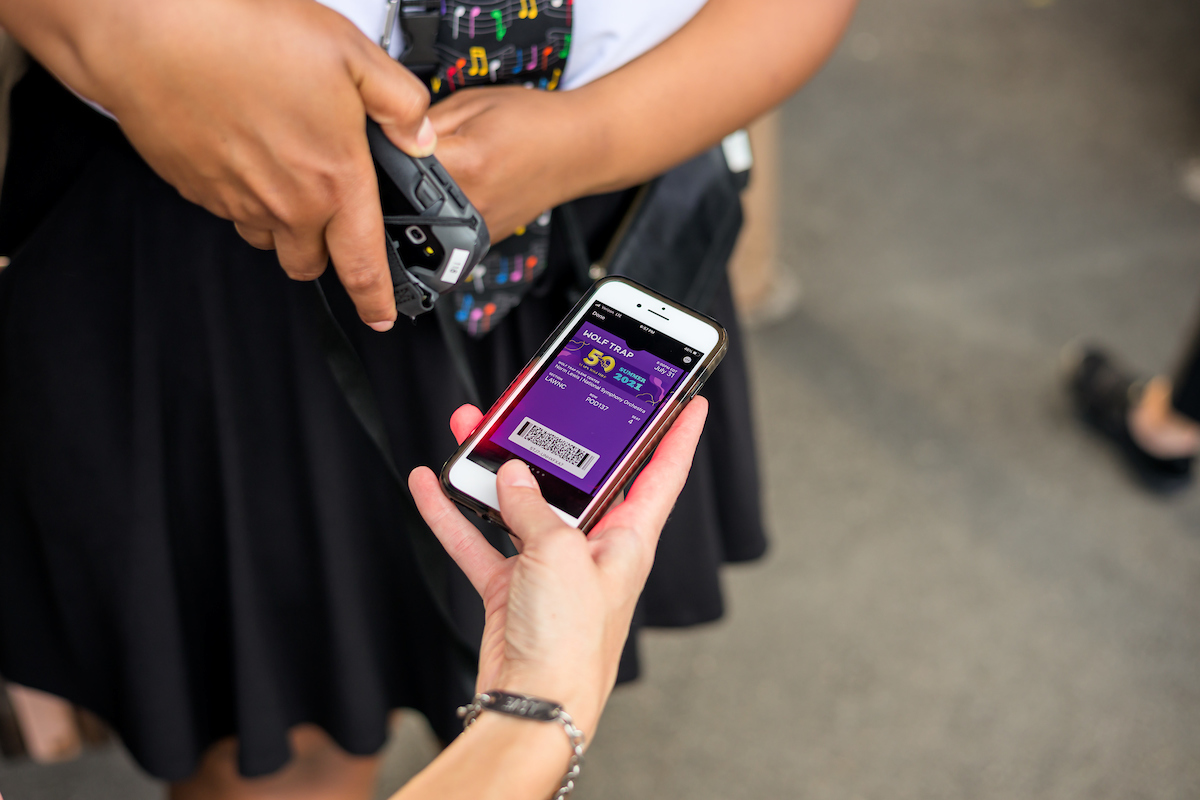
[382,0,442,77]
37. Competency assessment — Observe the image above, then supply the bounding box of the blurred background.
[5,0,1200,796]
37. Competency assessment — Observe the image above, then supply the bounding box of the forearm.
[0,0,433,328]
[391,712,574,800]
[571,0,856,194]
[0,0,134,104]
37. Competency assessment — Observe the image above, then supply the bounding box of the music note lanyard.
[395,0,573,337]
[365,6,494,319]
[400,0,570,98]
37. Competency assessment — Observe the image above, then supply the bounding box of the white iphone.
[440,276,728,533]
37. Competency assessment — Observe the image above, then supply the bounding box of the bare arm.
[431,0,857,239]
[0,0,437,330]
[576,0,857,192]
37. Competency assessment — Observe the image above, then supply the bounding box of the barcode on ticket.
[507,417,600,479]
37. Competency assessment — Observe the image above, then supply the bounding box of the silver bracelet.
[457,691,586,799]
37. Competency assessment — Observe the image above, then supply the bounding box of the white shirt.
[319,0,708,89]
[84,1,704,119]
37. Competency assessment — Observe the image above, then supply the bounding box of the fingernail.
[416,117,437,155]
[501,460,538,489]
[368,320,395,332]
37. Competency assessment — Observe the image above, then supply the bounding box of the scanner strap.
[303,280,479,665]
[385,231,440,320]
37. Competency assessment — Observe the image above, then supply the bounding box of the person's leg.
[1121,314,1200,458]
[170,724,382,800]
[1066,307,1200,491]
[1128,376,1200,458]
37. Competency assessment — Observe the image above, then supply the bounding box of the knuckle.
[247,172,335,230]
[260,193,307,230]
[339,264,383,295]
[228,193,275,227]
[397,86,431,123]
[238,230,275,251]
[280,263,325,282]
[277,252,326,281]
[276,206,323,234]
[329,162,373,207]
[272,188,340,235]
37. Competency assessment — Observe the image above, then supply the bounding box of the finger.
[609,398,709,535]
[325,157,397,331]
[426,88,491,135]
[588,401,708,591]
[449,404,484,445]
[273,224,331,281]
[234,222,276,250]
[495,460,570,543]
[354,42,436,157]
[409,466,504,594]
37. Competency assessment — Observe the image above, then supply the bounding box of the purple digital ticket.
[469,302,697,511]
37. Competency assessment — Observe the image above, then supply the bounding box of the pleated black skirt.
[0,65,766,781]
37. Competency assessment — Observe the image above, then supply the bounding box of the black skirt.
[0,65,766,780]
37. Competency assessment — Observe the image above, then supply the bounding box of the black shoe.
[1064,344,1194,493]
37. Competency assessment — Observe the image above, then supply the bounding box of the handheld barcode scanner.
[368,120,490,319]
[367,1,488,319]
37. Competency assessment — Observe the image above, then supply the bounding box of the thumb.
[496,460,569,543]
[353,40,438,157]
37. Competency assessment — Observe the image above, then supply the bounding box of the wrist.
[460,691,587,800]
[492,670,608,741]
[470,710,578,792]
[469,708,574,753]
[407,710,574,800]
[0,0,92,93]
[557,86,622,200]
[6,0,171,111]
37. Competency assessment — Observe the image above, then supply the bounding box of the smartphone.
[440,276,728,533]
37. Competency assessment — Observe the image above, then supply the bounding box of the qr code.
[508,417,599,479]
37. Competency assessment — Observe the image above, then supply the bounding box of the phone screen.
[468,300,704,516]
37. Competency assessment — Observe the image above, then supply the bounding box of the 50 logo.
[583,349,617,373]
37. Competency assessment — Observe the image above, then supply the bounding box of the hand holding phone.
[409,396,709,738]
[440,277,727,532]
